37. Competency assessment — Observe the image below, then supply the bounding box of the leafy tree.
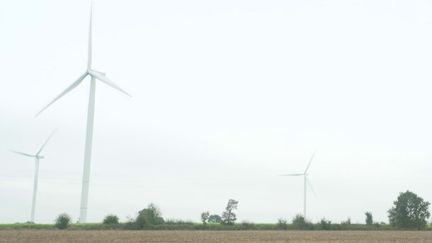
[208,214,222,224]
[388,191,430,229]
[222,199,239,225]
[365,212,373,225]
[201,211,210,225]
[103,214,119,225]
[136,203,164,228]
[55,213,71,229]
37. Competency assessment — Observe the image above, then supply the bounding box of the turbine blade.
[36,130,57,155]
[306,177,317,198]
[87,0,93,69]
[90,71,132,97]
[280,173,304,176]
[304,150,317,174]
[10,150,35,158]
[35,72,88,117]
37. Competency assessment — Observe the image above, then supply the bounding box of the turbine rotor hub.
[88,69,106,77]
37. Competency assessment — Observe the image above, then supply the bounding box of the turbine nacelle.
[87,69,105,77]
[10,131,55,160]
[87,69,131,97]
[280,173,304,177]
[35,69,131,117]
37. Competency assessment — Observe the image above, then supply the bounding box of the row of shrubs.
[20,191,430,230]
[52,210,391,231]
[52,219,393,231]
[275,215,390,231]
[54,203,165,230]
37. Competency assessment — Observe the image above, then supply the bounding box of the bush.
[319,218,332,230]
[55,213,71,229]
[124,217,138,230]
[292,215,314,230]
[103,215,119,225]
[277,218,288,230]
[135,203,164,229]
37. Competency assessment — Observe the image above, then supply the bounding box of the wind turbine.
[36,0,130,223]
[280,151,317,220]
[11,131,55,223]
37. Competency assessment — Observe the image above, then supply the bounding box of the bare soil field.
[0,230,431,243]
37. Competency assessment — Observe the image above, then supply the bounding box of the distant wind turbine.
[10,131,55,223]
[280,151,317,220]
[36,0,130,223]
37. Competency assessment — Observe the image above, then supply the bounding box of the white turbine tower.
[281,151,317,220]
[36,0,130,223]
[11,131,55,223]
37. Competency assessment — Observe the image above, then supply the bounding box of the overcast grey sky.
[1,0,432,224]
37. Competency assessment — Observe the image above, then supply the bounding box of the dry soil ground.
[0,230,431,243]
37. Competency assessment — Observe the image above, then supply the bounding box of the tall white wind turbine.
[36,0,130,223]
[280,151,317,220]
[11,131,55,223]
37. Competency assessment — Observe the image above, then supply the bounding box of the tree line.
[48,190,430,230]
